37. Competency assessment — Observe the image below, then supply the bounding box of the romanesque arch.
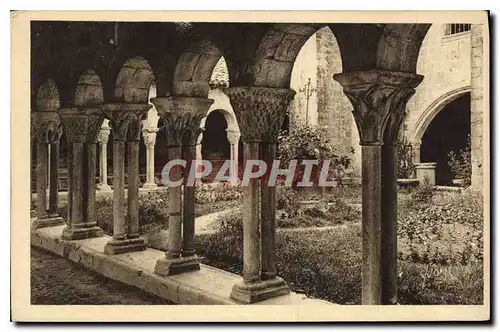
[114,56,155,103]
[171,40,226,97]
[35,79,61,112]
[411,86,472,143]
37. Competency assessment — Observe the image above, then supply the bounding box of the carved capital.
[151,97,213,147]
[97,126,111,143]
[57,107,104,143]
[102,103,151,141]
[226,129,241,145]
[223,87,295,143]
[142,131,157,146]
[334,70,423,145]
[31,111,62,144]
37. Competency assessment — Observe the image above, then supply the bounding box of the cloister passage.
[29,21,485,305]
[421,93,471,185]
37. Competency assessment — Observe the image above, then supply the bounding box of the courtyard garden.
[50,120,484,305]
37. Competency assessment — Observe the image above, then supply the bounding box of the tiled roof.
[209,57,229,88]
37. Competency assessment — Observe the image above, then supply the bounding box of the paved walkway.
[31,247,173,305]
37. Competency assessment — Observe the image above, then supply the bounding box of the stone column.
[102,104,150,254]
[224,87,295,303]
[226,129,241,184]
[471,24,485,190]
[142,127,158,190]
[334,70,423,305]
[127,112,149,239]
[151,97,213,276]
[96,124,112,191]
[31,111,65,228]
[58,107,104,239]
[30,127,36,219]
[47,129,63,220]
[195,132,204,181]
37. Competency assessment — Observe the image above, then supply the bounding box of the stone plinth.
[414,162,437,186]
[230,277,290,304]
[32,216,64,229]
[154,255,201,276]
[104,237,147,255]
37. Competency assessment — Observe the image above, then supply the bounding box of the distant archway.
[420,93,471,185]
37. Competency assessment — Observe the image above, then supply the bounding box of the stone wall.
[470,24,485,189]
[315,27,360,175]
[289,27,361,176]
[405,24,472,143]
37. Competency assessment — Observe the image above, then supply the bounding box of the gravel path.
[31,247,173,305]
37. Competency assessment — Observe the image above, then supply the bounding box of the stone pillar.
[58,107,104,239]
[142,127,158,190]
[30,127,36,219]
[102,104,150,254]
[151,96,213,276]
[224,87,295,303]
[48,133,63,220]
[31,111,65,228]
[195,132,203,179]
[226,129,241,184]
[334,70,423,305]
[415,162,437,186]
[471,24,485,190]
[96,124,112,191]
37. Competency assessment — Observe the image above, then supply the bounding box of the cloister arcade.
[30,21,484,305]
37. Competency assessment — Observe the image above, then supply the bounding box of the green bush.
[138,191,169,232]
[95,196,114,233]
[448,136,472,187]
[397,136,415,179]
[398,191,483,265]
[195,219,483,304]
[277,120,351,185]
[57,190,170,235]
[409,178,434,205]
[195,182,243,204]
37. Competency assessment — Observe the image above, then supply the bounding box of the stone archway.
[420,93,471,185]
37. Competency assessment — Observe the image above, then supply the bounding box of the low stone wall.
[31,223,334,306]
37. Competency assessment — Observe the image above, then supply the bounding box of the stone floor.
[31,247,174,305]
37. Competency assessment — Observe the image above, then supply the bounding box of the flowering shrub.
[277,120,351,185]
[448,136,472,186]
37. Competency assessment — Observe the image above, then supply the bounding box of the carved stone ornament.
[31,111,62,144]
[333,70,423,145]
[150,97,214,147]
[223,87,296,143]
[101,103,152,141]
[97,127,111,143]
[57,107,105,143]
[142,127,158,146]
[226,129,241,145]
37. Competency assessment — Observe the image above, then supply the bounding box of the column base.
[142,182,158,190]
[230,277,290,304]
[62,223,104,240]
[154,255,201,276]
[96,183,112,192]
[104,237,147,255]
[32,216,64,229]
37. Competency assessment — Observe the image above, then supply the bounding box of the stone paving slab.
[31,223,334,306]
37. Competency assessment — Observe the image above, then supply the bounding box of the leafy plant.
[448,136,472,187]
[277,120,351,185]
[397,135,415,179]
